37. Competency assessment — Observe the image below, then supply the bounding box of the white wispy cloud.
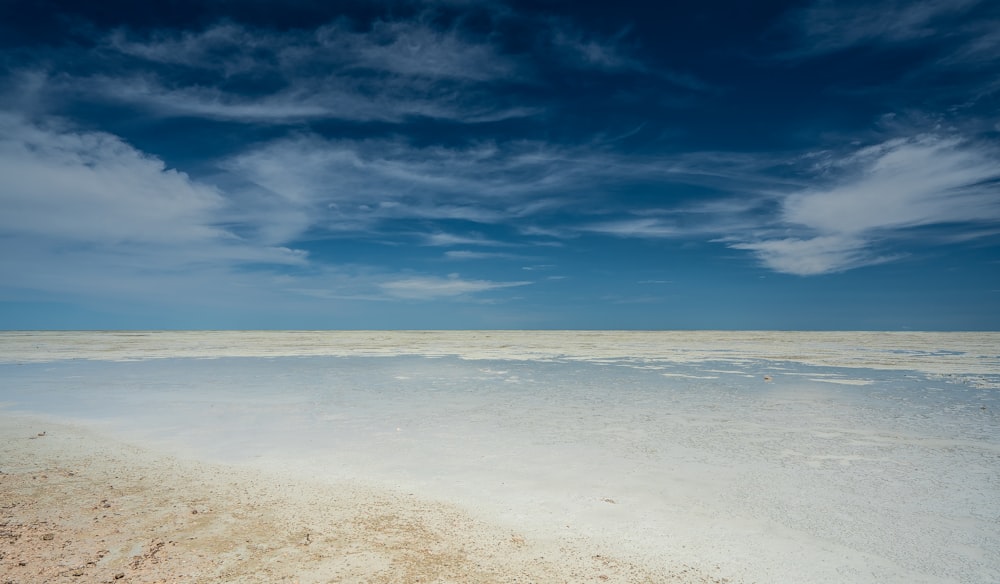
[74,70,534,125]
[105,22,266,74]
[562,132,999,276]
[75,16,537,124]
[444,250,524,260]
[728,235,897,276]
[379,274,531,299]
[544,19,709,91]
[20,5,699,126]
[221,134,605,235]
[548,23,645,72]
[729,134,1000,275]
[0,113,545,310]
[940,21,1000,67]
[582,218,683,238]
[776,0,1000,132]
[579,191,779,241]
[783,136,999,233]
[0,112,283,256]
[107,18,522,82]
[0,113,324,314]
[780,0,1000,94]
[82,76,338,122]
[222,131,797,244]
[784,0,982,56]
[330,19,522,81]
[424,233,510,247]
[225,123,999,279]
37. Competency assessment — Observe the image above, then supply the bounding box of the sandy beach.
[2,331,998,583]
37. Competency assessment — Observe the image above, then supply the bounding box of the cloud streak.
[54,17,537,124]
[221,130,803,246]
[220,123,1000,279]
[10,4,697,127]
[0,113,249,252]
[379,274,531,299]
[780,0,1000,109]
[783,0,983,56]
[0,113,542,309]
[730,135,1000,274]
[565,132,1000,276]
[221,134,600,240]
[0,112,318,311]
[2,0,996,321]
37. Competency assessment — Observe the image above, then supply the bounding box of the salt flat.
[1,331,998,583]
[2,330,998,375]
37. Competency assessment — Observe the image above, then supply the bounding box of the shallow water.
[1,331,998,583]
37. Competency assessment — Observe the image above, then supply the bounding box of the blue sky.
[1,0,998,330]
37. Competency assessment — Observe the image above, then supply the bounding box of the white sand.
[1,415,719,584]
[2,330,998,376]
[1,331,998,583]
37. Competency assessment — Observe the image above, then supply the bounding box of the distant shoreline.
[2,330,997,375]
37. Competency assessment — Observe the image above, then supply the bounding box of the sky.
[1,0,998,330]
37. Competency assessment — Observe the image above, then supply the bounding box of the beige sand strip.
[0,416,729,584]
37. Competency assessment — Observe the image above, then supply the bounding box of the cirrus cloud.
[380,274,531,299]
[729,134,1000,275]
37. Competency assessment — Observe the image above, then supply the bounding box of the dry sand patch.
[1,417,729,584]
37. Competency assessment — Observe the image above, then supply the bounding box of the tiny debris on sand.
[0,418,732,584]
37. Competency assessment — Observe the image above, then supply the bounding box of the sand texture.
[3,331,998,583]
[0,417,730,584]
